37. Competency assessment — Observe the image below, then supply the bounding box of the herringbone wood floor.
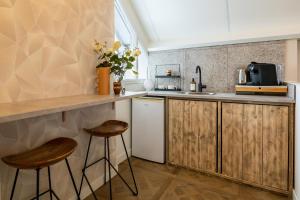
[85,158,288,200]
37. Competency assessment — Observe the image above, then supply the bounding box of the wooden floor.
[85,158,288,200]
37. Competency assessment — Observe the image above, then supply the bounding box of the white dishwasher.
[132,96,165,163]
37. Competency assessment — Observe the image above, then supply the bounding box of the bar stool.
[1,137,80,200]
[79,120,138,200]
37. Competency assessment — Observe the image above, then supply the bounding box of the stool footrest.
[30,189,60,200]
[84,157,105,170]
[82,157,138,196]
[79,134,139,200]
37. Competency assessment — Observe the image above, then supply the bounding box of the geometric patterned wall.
[0,0,115,199]
[0,0,114,103]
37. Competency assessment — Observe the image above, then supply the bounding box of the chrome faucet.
[196,65,206,92]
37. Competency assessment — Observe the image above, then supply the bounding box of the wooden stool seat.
[84,120,128,137]
[2,137,77,169]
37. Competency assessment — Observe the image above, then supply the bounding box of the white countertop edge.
[146,91,295,104]
[0,92,147,124]
[0,90,295,124]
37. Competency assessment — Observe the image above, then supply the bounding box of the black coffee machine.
[245,62,279,86]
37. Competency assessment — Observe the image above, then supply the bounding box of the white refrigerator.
[132,97,165,163]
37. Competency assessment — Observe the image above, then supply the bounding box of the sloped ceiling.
[124,0,300,51]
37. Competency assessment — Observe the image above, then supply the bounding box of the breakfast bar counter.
[0,91,146,200]
[0,92,147,124]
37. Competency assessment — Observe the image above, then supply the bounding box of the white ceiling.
[122,0,300,51]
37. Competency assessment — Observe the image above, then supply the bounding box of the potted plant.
[94,40,141,95]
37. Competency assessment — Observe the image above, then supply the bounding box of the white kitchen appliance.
[132,97,165,163]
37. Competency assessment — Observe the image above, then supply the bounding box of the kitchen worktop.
[0,90,294,124]
[147,91,295,104]
[0,91,147,124]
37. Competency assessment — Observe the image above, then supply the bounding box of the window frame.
[115,0,147,80]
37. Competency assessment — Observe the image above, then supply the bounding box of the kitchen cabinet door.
[168,99,185,165]
[182,100,198,168]
[182,101,217,172]
[222,103,289,190]
[169,100,217,172]
[197,101,217,172]
[242,104,263,185]
[262,105,289,190]
[222,103,243,179]
[222,103,264,184]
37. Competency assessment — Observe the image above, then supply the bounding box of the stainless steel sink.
[178,91,216,95]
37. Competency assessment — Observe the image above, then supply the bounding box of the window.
[137,42,148,79]
[115,0,148,80]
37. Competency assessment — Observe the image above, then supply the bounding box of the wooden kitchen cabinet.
[242,104,263,185]
[168,99,185,166]
[221,103,244,180]
[168,99,217,173]
[222,103,289,191]
[262,105,289,190]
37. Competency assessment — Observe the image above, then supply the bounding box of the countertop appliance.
[245,62,278,86]
[238,69,247,85]
[132,96,165,163]
[235,62,287,95]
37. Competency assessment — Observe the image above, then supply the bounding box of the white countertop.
[0,90,294,124]
[0,92,147,124]
[147,91,295,104]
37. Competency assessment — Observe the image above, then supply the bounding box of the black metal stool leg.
[121,134,139,196]
[83,174,98,200]
[79,135,92,195]
[82,173,97,200]
[102,135,139,196]
[65,159,80,200]
[10,168,19,200]
[51,191,60,200]
[48,167,53,200]
[107,137,112,200]
[36,168,40,200]
[79,135,98,200]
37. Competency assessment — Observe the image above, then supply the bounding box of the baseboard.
[294,190,299,200]
[117,148,132,164]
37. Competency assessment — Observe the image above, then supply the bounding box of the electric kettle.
[238,69,247,85]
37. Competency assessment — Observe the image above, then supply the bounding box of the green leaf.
[129,56,135,62]
[127,62,134,68]
[132,70,138,75]
[110,54,118,62]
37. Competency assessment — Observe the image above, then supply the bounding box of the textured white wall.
[0,0,114,103]
[0,0,116,199]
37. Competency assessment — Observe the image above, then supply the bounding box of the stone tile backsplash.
[148,41,286,92]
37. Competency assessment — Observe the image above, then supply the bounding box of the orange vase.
[97,67,110,95]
